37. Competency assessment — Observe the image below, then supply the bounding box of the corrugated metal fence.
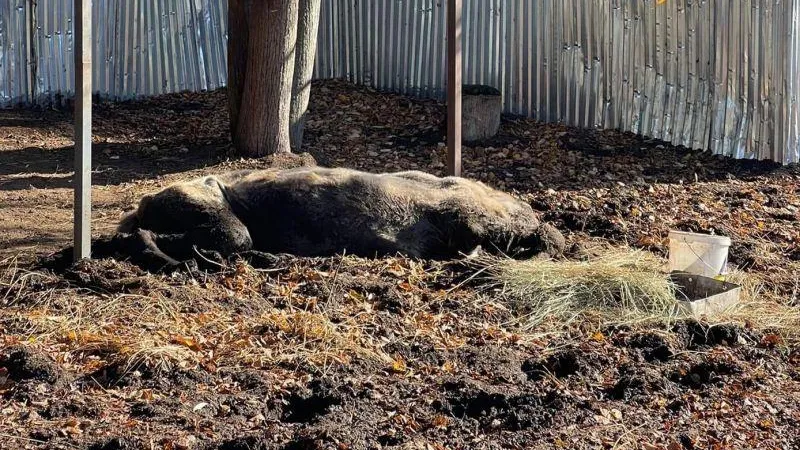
[317,0,800,164]
[0,0,228,105]
[1,0,798,164]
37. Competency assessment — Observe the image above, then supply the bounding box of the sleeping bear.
[81,166,564,271]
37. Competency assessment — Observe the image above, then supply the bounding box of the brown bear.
[63,167,565,272]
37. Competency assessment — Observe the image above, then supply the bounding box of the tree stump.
[462,84,502,142]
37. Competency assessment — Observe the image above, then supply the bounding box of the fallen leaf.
[397,281,414,292]
[389,358,407,373]
[193,402,209,413]
[172,335,203,352]
[431,414,450,428]
[759,333,784,348]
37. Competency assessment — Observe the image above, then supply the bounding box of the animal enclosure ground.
[0,80,799,449]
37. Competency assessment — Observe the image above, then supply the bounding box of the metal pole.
[74,0,92,261]
[446,0,462,177]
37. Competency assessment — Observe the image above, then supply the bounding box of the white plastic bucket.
[668,231,731,279]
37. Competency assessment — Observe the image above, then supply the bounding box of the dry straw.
[469,248,684,330]
[470,247,800,342]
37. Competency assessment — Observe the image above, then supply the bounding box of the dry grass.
[1,248,797,380]
[470,246,800,344]
[0,253,552,380]
[1,253,496,380]
[0,258,389,376]
[714,269,800,344]
[470,248,683,331]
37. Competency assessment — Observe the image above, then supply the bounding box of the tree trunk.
[227,0,249,138]
[289,0,322,151]
[228,0,299,156]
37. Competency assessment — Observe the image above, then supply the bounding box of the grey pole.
[446,0,462,177]
[74,0,92,261]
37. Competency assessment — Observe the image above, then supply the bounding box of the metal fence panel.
[314,0,800,164]
[0,0,34,105]
[0,0,798,163]
[0,0,228,104]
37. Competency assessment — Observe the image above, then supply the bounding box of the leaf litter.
[0,80,798,448]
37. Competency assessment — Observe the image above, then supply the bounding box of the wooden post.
[74,0,92,261]
[446,0,462,177]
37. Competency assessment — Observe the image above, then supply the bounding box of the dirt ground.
[0,80,799,449]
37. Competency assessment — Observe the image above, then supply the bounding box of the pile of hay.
[471,249,682,330]
[471,247,800,342]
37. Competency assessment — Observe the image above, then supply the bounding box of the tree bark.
[227,0,249,138]
[228,0,299,156]
[289,0,322,151]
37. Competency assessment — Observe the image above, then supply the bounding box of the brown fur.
[115,166,564,269]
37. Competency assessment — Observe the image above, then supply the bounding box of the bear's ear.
[117,209,139,233]
[117,194,153,233]
[138,193,153,209]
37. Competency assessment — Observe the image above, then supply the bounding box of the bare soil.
[0,80,798,449]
